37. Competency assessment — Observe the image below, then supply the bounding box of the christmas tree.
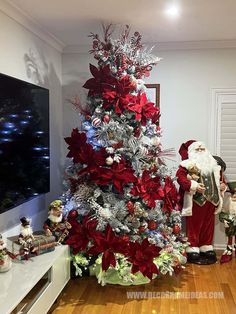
[62,24,187,286]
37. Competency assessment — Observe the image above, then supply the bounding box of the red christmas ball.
[139,226,146,233]
[148,220,158,230]
[103,114,110,123]
[126,201,134,214]
[173,224,181,235]
[85,115,91,121]
[156,125,161,134]
[68,209,78,219]
[134,127,141,138]
[92,117,101,127]
[122,235,130,242]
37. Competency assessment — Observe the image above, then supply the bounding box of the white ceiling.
[5,0,236,49]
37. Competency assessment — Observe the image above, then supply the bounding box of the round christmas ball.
[139,225,146,233]
[106,156,114,165]
[103,114,110,123]
[173,224,181,234]
[85,115,91,121]
[134,127,141,138]
[92,117,101,127]
[148,220,158,230]
[122,235,130,242]
[126,201,134,214]
[68,209,79,219]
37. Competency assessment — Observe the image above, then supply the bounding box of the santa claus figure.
[176,140,226,264]
[43,200,71,243]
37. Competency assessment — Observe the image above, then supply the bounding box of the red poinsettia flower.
[127,238,160,280]
[131,170,164,208]
[78,147,108,176]
[87,224,129,271]
[141,102,160,126]
[90,158,137,193]
[162,176,179,213]
[127,92,146,120]
[127,92,160,125]
[65,129,108,170]
[83,64,116,96]
[102,75,137,113]
[66,216,99,255]
[65,129,94,164]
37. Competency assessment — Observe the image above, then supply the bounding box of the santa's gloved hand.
[197,183,205,194]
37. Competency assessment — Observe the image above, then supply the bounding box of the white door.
[210,88,236,182]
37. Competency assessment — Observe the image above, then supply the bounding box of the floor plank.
[49,253,236,314]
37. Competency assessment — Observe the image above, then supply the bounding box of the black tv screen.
[0,73,50,213]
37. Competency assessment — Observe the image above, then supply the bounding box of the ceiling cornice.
[2,0,236,55]
[63,39,236,54]
[0,0,65,52]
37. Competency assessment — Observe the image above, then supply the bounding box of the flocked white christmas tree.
[61,24,187,286]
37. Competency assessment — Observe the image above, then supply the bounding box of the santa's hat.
[178,140,196,160]
[179,140,208,161]
[20,217,30,227]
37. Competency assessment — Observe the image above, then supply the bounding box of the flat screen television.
[0,73,50,213]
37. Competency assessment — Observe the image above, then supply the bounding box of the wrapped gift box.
[7,231,57,260]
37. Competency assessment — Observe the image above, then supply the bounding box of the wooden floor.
[49,252,236,314]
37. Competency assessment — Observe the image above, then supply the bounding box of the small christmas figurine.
[18,217,37,259]
[0,234,14,272]
[43,200,71,243]
[219,182,236,264]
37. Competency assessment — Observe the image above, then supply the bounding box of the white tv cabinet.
[0,245,70,314]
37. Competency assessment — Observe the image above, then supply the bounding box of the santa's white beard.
[48,213,62,223]
[188,150,218,175]
[20,226,33,237]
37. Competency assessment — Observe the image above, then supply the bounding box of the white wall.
[62,47,236,248]
[0,9,63,237]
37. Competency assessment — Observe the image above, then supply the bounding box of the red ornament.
[148,220,158,230]
[122,235,130,242]
[92,117,101,127]
[173,224,181,235]
[156,125,161,134]
[103,114,110,123]
[139,226,146,233]
[126,201,134,214]
[68,209,79,219]
[134,127,141,138]
[85,115,91,121]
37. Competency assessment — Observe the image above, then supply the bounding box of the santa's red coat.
[176,166,220,248]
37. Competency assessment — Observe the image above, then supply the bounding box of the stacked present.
[7,231,57,260]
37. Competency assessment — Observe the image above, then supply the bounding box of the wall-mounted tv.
[0,73,50,213]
